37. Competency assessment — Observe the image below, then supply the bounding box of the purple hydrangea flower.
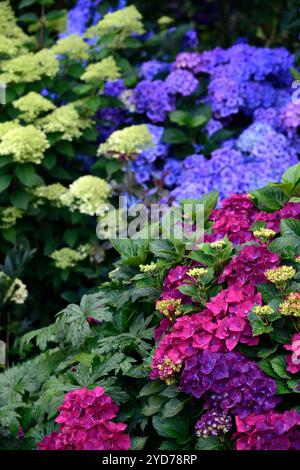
[180,350,279,419]
[165,70,198,96]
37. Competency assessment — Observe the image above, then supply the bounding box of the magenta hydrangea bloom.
[38,387,131,450]
[284,332,300,374]
[150,283,261,381]
[207,194,259,245]
[219,245,280,287]
[160,265,192,301]
[256,202,300,233]
[234,410,300,450]
[180,350,279,419]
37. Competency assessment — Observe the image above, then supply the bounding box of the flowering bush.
[1,164,300,450]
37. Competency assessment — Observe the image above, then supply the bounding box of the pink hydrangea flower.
[219,245,279,287]
[256,202,300,233]
[234,410,300,450]
[284,332,300,374]
[150,283,261,381]
[207,194,259,245]
[38,387,131,451]
[160,265,191,301]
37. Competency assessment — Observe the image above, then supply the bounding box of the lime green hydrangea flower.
[265,266,296,287]
[9,278,28,304]
[139,262,157,273]
[98,124,153,159]
[0,1,30,48]
[0,125,49,164]
[0,49,59,84]
[52,34,90,60]
[279,293,300,317]
[86,5,145,43]
[158,16,174,26]
[253,228,276,243]
[32,183,67,207]
[60,176,111,216]
[0,34,20,58]
[187,267,208,279]
[81,56,121,84]
[13,92,55,122]
[253,305,275,316]
[0,207,23,229]
[39,104,91,141]
[156,298,182,319]
[50,245,90,270]
[0,120,19,139]
[210,240,226,250]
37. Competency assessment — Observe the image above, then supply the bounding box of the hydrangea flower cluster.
[150,245,279,381]
[195,410,232,438]
[180,350,279,418]
[60,175,110,216]
[50,245,90,270]
[38,387,131,450]
[234,410,300,450]
[284,333,300,374]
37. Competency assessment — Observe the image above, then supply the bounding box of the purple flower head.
[180,350,279,418]
[165,70,198,96]
[195,410,232,437]
[235,410,300,450]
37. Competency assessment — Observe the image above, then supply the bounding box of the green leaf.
[56,141,75,157]
[15,165,43,187]
[162,398,185,418]
[152,415,190,443]
[131,436,148,450]
[0,156,11,168]
[2,228,16,244]
[19,0,37,8]
[138,380,166,397]
[0,174,12,192]
[280,218,300,237]
[256,283,281,303]
[282,163,300,184]
[250,186,290,211]
[195,436,220,450]
[10,189,31,210]
[248,311,273,336]
[270,355,290,379]
[63,229,79,247]
[163,128,189,144]
[142,396,166,416]
[169,110,191,127]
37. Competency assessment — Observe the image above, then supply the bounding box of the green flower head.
[98,124,153,159]
[0,125,49,164]
[0,207,23,230]
[13,92,55,122]
[0,1,30,50]
[0,49,59,84]
[81,56,121,84]
[52,34,90,60]
[60,176,111,216]
[50,245,90,270]
[86,5,145,44]
[33,183,68,208]
[39,104,91,141]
